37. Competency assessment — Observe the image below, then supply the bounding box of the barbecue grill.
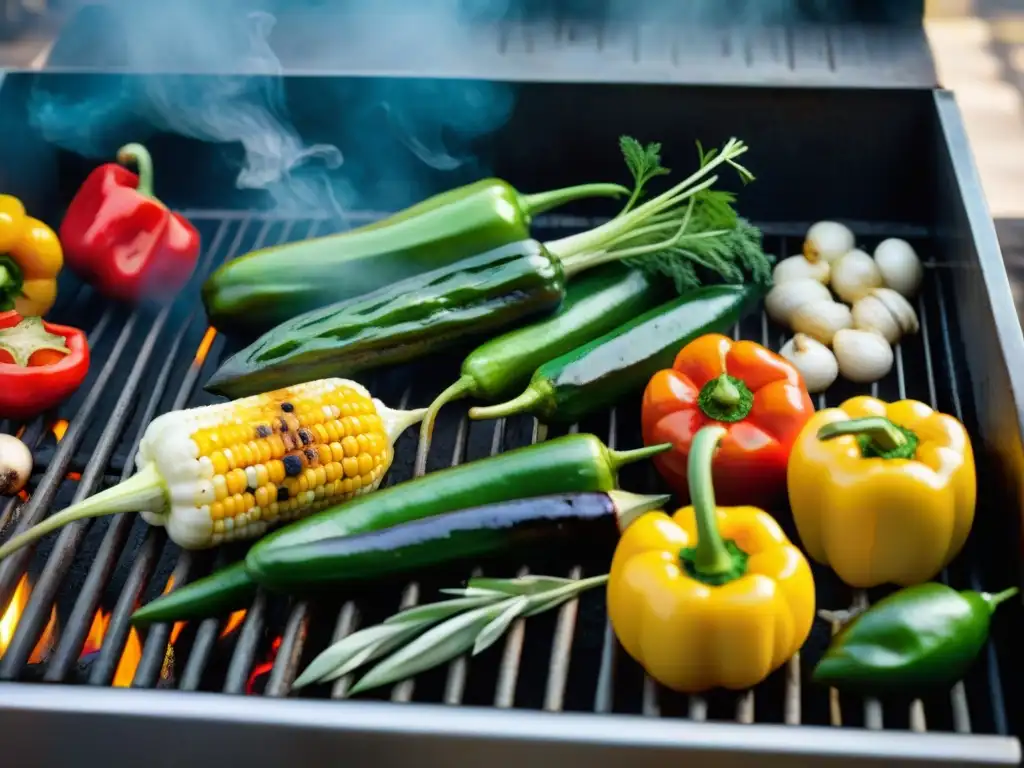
[0,3,1023,767]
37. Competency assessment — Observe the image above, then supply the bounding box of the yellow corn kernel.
[342,456,359,477]
[255,486,270,508]
[358,453,374,475]
[241,491,255,513]
[212,475,228,501]
[226,468,246,495]
[267,460,285,484]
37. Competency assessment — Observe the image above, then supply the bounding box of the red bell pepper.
[0,311,90,420]
[641,333,813,507]
[59,143,200,303]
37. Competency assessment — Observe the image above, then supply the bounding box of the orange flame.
[51,420,69,442]
[193,327,217,366]
[0,574,58,663]
[160,575,188,644]
[14,426,25,439]
[80,609,144,688]
[246,636,282,694]
[66,472,82,482]
[220,609,247,638]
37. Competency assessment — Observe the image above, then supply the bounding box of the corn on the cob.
[0,378,425,560]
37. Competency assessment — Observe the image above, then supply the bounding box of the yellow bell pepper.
[0,194,63,316]
[607,425,815,694]
[787,396,975,589]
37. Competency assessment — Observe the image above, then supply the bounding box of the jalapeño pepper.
[202,179,627,334]
[814,583,1018,694]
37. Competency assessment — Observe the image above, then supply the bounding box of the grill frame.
[0,73,1020,767]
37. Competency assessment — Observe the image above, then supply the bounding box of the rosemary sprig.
[292,574,608,694]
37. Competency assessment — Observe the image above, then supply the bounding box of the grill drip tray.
[0,213,1019,767]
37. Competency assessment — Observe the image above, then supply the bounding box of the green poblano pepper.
[813,583,1018,694]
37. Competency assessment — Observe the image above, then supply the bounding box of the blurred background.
[2,0,1023,295]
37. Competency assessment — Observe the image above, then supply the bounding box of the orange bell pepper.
[641,333,813,506]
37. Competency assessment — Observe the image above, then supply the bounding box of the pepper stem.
[0,463,168,562]
[0,256,24,311]
[519,183,630,219]
[117,143,156,199]
[709,375,741,406]
[685,426,737,577]
[415,376,475,477]
[606,442,672,474]
[982,587,1019,612]
[817,416,919,460]
[469,385,545,421]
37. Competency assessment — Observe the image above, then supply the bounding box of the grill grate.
[0,213,1012,738]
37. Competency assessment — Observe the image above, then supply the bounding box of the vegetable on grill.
[0,379,425,561]
[60,144,200,303]
[257,490,670,587]
[641,333,813,507]
[0,194,63,317]
[788,396,976,588]
[607,425,815,694]
[132,433,670,621]
[0,311,90,420]
[202,178,630,334]
[248,433,670,591]
[470,284,757,426]
[206,137,771,399]
[415,264,669,468]
[814,583,1018,694]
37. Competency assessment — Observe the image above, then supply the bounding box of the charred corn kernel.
[0,380,426,561]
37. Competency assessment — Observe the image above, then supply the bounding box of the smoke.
[30,0,517,215]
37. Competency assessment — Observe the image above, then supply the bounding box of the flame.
[51,420,69,442]
[246,636,282,694]
[220,609,247,638]
[80,609,144,688]
[160,575,188,644]
[66,472,81,482]
[0,574,58,662]
[193,327,217,366]
[17,490,28,503]
[14,426,25,439]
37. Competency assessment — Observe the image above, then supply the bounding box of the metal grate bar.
[265,602,308,697]
[177,550,233,692]
[224,592,267,695]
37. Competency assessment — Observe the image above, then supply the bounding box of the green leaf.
[437,587,511,599]
[522,574,610,617]
[468,575,574,596]
[382,595,501,626]
[293,622,424,689]
[348,600,511,696]
[619,136,671,214]
[472,596,530,655]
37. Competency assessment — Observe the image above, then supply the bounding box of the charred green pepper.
[813,583,1018,694]
[202,179,629,334]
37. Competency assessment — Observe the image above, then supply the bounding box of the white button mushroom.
[764,279,833,327]
[790,300,854,346]
[803,221,855,265]
[0,434,32,495]
[779,334,838,394]
[873,238,924,298]
[830,249,883,304]
[833,329,894,383]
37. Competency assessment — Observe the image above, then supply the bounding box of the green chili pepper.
[202,179,628,334]
[813,583,1019,694]
[206,240,566,398]
[131,434,669,621]
[415,263,670,465]
[246,433,669,591]
[470,284,758,425]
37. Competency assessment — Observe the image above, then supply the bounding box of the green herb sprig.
[293,574,608,695]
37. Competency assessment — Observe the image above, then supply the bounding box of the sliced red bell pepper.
[0,311,90,420]
[59,143,200,303]
[641,333,813,507]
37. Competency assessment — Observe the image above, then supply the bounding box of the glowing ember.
[0,574,58,663]
[220,609,247,638]
[14,426,25,439]
[80,609,144,688]
[246,636,282,695]
[66,472,82,482]
[193,327,217,366]
[51,420,69,442]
